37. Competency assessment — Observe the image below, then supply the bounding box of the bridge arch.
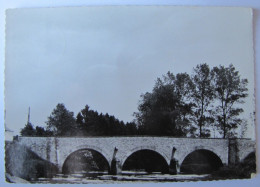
[239,149,256,163]
[62,148,110,174]
[178,146,225,166]
[60,144,111,173]
[180,148,223,174]
[242,151,255,162]
[121,148,169,173]
[121,146,170,167]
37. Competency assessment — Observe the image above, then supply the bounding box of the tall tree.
[46,103,77,136]
[174,72,196,136]
[134,72,194,136]
[76,105,103,136]
[212,64,248,138]
[191,64,214,137]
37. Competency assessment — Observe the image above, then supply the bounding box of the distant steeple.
[27,107,30,124]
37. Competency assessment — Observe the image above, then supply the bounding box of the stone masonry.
[16,136,255,173]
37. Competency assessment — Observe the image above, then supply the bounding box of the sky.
[4,6,255,139]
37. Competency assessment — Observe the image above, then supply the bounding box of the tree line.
[20,63,249,138]
[21,104,139,137]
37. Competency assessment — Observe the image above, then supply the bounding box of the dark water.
[30,171,210,184]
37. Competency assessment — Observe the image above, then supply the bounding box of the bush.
[211,153,256,179]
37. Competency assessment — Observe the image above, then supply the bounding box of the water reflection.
[31,171,209,183]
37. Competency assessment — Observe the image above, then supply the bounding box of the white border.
[0,0,259,186]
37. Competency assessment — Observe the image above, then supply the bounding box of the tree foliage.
[20,122,52,137]
[46,103,78,136]
[191,64,215,137]
[20,122,36,136]
[134,64,249,138]
[20,63,249,139]
[134,72,195,136]
[76,105,138,136]
[212,64,248,138]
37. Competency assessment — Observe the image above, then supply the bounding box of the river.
[30,171,210,184]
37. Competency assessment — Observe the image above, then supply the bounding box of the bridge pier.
[110,159,122,175]
[169,147,180,175]
[110,147,122,175]
[228,139,239,165]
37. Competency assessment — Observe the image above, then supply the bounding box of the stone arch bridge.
[16,136,255,174]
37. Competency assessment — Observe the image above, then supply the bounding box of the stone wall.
[17,137,58,164]
[17,136,255,173]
